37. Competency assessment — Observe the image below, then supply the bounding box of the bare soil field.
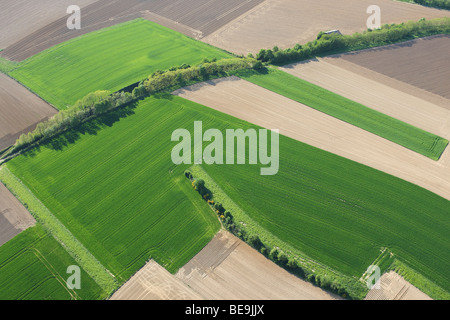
[365,271,432,300]
[0,0,97,50]
[337,35,450,100]
[0,73,57,151]
[174,77,450,201]
[1,0,264,61]
[175,231,337,300]
[203,0,450,55]
[110,260,202,300]
[281,59,450,140]
[0,181,36,246]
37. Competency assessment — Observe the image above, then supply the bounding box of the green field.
[4,95,449,299]
[0,225,105,300]
[5,96,221,285]
[8,18,230,109]
[234,68,449,161]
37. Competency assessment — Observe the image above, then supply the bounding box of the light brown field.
[175,230,337,300]
[110,259,203,300]
[0,0,97,50]
[365,271,432,300]
[0,73,57,151]
[0,181,36,246]
[280,57,450,139]
[174,77,450,201]
[203,0,450,55]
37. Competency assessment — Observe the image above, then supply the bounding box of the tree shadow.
[22,100,139,156]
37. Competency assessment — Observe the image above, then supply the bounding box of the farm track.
[1,0,264,61]
[202,0,450,55]
[174,77,450,201]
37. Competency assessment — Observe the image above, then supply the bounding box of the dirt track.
[0,73,57,151]
[203,0,450,55]
[174,77,450,201]
[1,0,264,61]
[0,181,36,246]
[176,231,337,300]
[365,271,432,300]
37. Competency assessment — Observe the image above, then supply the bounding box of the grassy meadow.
[8,18,230,109]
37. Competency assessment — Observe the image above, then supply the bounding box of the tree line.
[186,171,367,300]
[255,17,450,65]
[9,57,261,156]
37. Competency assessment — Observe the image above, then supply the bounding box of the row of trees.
[11,57,261,155]
[14,90,133,151]
[186,172,366,299]
[255,17,450,65]
[412,0,450,10]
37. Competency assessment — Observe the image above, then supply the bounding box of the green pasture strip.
[0,167,118,294]
[9,18,231,109]
[0,55,18,74]
[234,67,448,160]
[0,225,105,300]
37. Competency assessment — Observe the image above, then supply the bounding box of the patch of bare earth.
[202,0,450,55]
[110,260,202,300]
[175,231,337,300]
[0,73,57,151]
[365,271,432,300]
[0,180,36,246]
[173,77,450,201]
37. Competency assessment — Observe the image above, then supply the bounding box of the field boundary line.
[0,166,118,295]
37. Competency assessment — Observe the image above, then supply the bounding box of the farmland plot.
[338,35,450,100]
[0,182,35,246]
[0,225,105,300]
[174,77,450,201]
[1,0,264,61]
[0,0,97,50]
[203,0,450,55]
[0,73,57,151]
[6,94,450,298]
[9,19,230,109]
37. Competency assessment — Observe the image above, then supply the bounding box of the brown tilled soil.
[1,0,264,61]
[175,231,337,300]
[0,181,36,246]
[365,271,432,300]
[337,35,450,100]
[110,260,203,300]
[0,0,97,50]
[0,73,57,151]
[203,0,450,55]
[173,77,450,201]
